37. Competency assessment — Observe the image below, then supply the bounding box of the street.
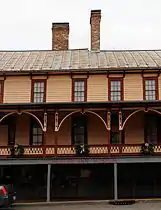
[14,201,161,210]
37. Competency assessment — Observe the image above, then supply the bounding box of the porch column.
[114,162,118,200]
[107,111,111,144]
[47,164,51,202]
[119,111,123,143]
[54,111,59,155]
[43,132,47,156]
[43,112,48,156]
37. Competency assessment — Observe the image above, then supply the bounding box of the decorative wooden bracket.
[54,110,109,132]
[0,111,45,132]
[107,111,111,131]
[55,111,59,132]
[43,112,47,132]
[119,111,123,131]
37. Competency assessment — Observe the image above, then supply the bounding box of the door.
[145,114,158,144]
[72,115,87,145]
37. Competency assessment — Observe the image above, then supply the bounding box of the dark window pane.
[111,132,120,144]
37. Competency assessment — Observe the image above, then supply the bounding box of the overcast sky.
[0,0,161,51]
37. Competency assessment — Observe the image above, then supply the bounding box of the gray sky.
[0,0,161,50]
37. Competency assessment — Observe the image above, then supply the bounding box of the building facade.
[0,10,161,201]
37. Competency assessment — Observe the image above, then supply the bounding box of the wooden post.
[43,131,47,157]
[54,131,58,155]
[55,111,59,132]
[119,111,123,144]
[107,111,111,144]
[54,111,59,155]
[43,112,48,157]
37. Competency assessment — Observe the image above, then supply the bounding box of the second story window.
[109,78,123,101]
[144,78,158,100]
[32,80,46,103]
[0,81,3,103]
[72,79,87,102]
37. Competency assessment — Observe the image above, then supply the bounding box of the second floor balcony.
[0,101,160,159]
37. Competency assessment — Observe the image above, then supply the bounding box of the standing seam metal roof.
[0,49,161,72]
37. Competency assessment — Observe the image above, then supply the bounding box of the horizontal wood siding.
[124,112,144,144]
[46,115,54,145]
[124,74,143,101]
[3,73,159,103]
[87,75,108,101]
[4,76,31,103]
[57,117,71,145]
[88,114,108,144]
[47,76,72,102]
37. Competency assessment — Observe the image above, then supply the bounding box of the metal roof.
[0,49,161,73]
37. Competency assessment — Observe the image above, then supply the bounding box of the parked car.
[0,184,16,208]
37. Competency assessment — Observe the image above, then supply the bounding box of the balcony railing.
[0,144,161,158]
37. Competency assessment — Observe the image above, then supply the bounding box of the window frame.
[72,78,87,102]
[71,115,87,145]
[143,77,158,100]
[31,79,46,103]
[0,80,4,103]
[30,118,44,145]
[108,78,124,101]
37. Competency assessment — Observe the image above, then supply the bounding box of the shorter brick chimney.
[52,23,69,50]
[90,10,101,51]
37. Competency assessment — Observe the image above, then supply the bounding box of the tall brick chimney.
[52,23,69,50]
[90,10,101,51]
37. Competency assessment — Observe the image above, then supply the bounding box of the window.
[72,116,87,145]
[144,78,158,100]
[110,113,124,144]
[109,78,123,101]
[32,80,46,103]
[0,81,4,103]
[72,79,87,102]
[30,119,43,145]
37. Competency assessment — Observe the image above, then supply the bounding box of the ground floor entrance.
[0,162,161,202]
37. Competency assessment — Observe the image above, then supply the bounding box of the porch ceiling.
[0,100,161,111]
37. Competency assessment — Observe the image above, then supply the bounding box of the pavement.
[13,201,161,210]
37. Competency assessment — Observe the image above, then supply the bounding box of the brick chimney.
[52,23,69,50]
[90,10,101,51]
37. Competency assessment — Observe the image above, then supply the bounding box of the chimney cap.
[90,10,101,24]
[52,22,69,29]
[91,9,101,14]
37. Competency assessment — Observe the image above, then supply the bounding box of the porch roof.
[0,100,161,110]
